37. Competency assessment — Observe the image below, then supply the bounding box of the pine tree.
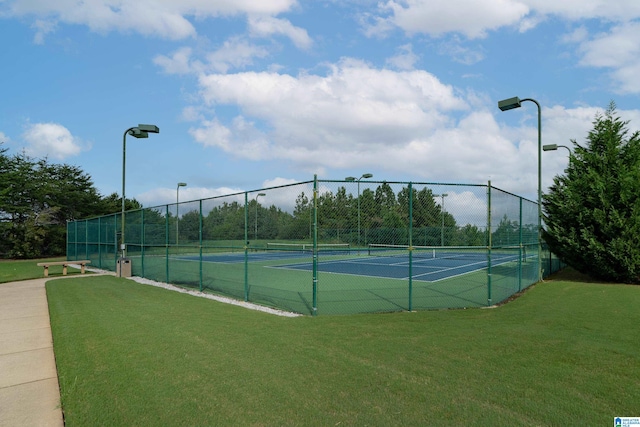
[543,102,640,283]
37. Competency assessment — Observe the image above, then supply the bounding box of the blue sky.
[1,0,640,209]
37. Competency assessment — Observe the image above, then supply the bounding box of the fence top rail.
[68,177,537,223]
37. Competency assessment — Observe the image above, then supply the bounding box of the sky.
[1,0,640,210]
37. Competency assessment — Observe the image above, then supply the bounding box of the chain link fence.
[67,177,563,315]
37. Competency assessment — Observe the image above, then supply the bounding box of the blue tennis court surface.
[179,251,521,283]
[271,253,519,282]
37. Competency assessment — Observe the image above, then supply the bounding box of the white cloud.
[262,177,299,188]
[31,19,56,44]
[154,47,195,75]
[136,185,242,208]
[189,118,232,150]
[437,37,485,65]
[154,38,270,75]
[248,15,312,49]
[188,59,552,191]
[22,122,87,160]
[186,57,640,199]
[573,21,640,94]
[524,0,640,21]
[364,0,640,40]
[385,43,419,70]
[205,37,271,73]
[6,0,298,41]
[191,58,468,171]
[370,0,529,39]
[0,131,10,144]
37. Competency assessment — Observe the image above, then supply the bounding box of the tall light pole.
[255,193,266,241]
[176,182,187,246]
[345,173,373,249]
[121,124,159,266]
[434,193,448,246]
[499,96,542,281]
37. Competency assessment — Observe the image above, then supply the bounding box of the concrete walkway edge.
[0,270,112,427]
[0,277,64,427]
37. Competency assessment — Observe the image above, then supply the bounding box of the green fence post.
[114,214,118,270]
[74,220,77,260]
[518,197,523,292]
[408,182,413,312]
[199,199,203,293]
[312,175,318,316]
[244,192,249,302]
[141,209,145,278]
[487,181,492,306]
[97,217,102,268]
[165,205,169,284]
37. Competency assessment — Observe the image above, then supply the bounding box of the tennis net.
[266,242,351,254]
[367,244,495,260]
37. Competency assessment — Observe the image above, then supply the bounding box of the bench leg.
[81,264,86,274]
[43,266,49,277]
[63,265,68,275]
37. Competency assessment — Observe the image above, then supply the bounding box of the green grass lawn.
[46,270,639,426]
[0,257,90,282]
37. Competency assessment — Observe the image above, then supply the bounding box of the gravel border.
[75,265,302,318]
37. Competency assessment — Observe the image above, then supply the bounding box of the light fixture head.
[137,124,160,133]
[345,177,356,181]
[543,144,558,151]
[177,182,187,187]
[498,97,522,111]
[129,128,149,139]
[362,173,373,179]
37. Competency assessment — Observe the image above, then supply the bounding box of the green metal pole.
[244,192,249,302]
[165,204,169,284]
[141,209,145,278]
[498,97,542,282]
[121,129,127,261]
[199,199,203,293]
[408,182,413,312]
[312,175,318,316]
[520,98,542,281]
[357,179,361,248]
[114,214,117,270]
[83,220,87,260]
[518,197,523,292]
[97,217,101,268]
[487,181,492,306]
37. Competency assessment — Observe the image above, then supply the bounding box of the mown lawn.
[0,257,80,282]
[46,270,639,426]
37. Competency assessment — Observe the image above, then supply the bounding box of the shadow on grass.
[545,266,622,284]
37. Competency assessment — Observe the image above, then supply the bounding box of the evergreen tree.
[543,102,640,283]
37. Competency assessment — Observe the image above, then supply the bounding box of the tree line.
[0,146,139,258]
[134,183,517,249]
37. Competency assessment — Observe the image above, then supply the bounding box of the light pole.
[255,193,266,241]
[499,96,542,281]
[434,193,448,246]
[120,124,159,276]
[345,173,373,249]
[176,182,187,246]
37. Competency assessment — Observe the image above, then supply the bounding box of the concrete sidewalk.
[0,278,63,427]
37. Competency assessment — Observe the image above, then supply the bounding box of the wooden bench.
[36,260,92,277]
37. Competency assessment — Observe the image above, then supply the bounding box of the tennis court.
[177,244,524,283]
[67,178,559,315]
